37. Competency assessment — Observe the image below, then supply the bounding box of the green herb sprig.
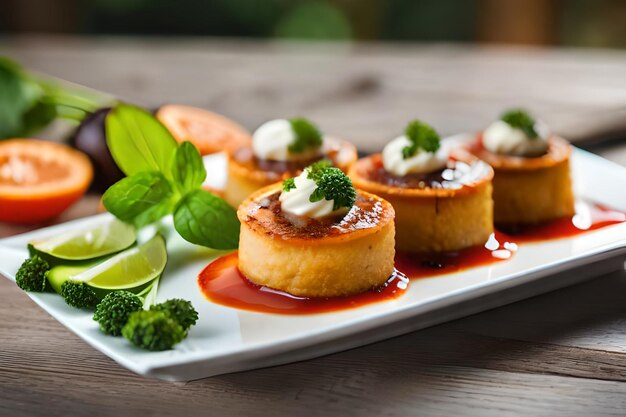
[500,109,539,139]
[306,159,332,182]
[402,120,441,159]
[0,57,104,139]
[282,160,356,211]
[102,104,239,250]
[282,177,296,192]
[288,117,323,154]
[310,167,356,210]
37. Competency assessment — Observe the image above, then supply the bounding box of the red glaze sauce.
[496,202,625,243]
[397,202,624,278]
[198,252,409,315]
[198,202,624,314]
[395,231,518,278]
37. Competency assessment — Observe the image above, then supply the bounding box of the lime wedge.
[71,234,167,290]
[30,219,136,261]
[47,261,101,294]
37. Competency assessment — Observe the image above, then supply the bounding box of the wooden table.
[1,37,625,417]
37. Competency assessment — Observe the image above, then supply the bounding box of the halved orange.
[0,139,93,224]
[156,104,251,155]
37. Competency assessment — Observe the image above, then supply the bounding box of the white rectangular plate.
[1,148,625,381]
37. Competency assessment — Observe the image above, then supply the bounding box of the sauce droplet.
[395,231,516,279]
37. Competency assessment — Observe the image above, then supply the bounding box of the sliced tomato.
[0,139,93,223]
[156,104,251,155]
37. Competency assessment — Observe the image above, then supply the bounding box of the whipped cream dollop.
[382,135,449,176]
[279,171,346,219]
[252,119,323,161]
[483,120,549,157]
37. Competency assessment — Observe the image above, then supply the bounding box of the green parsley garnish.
[306,159,332,182]
[309,167,356,211]
[282,177,296,192]
[281,161,356,211]
[402,120,441,159]
[500,109,538,139]
[288,118,323,154]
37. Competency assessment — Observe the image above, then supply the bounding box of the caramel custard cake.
[349,120,494,253]
[469,109,574,225]
[237,161,395,298]
[225,118,357,207]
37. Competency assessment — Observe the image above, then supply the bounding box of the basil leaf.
[171,141,206,194]
[105,103,178,177]
[173,190,239,250]
[103,171,173,225]
[132,196,178,229]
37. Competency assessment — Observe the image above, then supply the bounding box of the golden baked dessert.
[225,118,357,207]
[349,120,494,253]
[468,109,574,225]
[237,162,395,297]
[156,104,251,155]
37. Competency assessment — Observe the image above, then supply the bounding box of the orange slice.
[0,139,93,223]
[156,104,251,155]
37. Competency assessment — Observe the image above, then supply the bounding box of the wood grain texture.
[2,272,626,417]
[1,36,626,152]
[0,37,625,417]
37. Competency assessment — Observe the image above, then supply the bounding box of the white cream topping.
[382,135,449,176]
[279,171,346,219]
[483,120,549,157]
[252,119,323,162]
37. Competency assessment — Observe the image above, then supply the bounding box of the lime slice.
[30,219,136,261]
[47,261,101,294]
[71,234,167,290]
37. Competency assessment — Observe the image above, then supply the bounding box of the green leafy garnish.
[0,57,102,139]
[173,189,240,250]
[402,120,441,159]
[102,171,174,227]
[288,117,323,154]
[105,104,178,177]
[308,166,356,211]
[103,104,240,250]
[306,159,332,182]
[171,141,207,194]
[500,109,538,139]
[282,177,296,192]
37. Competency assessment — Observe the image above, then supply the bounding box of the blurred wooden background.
[0,36,626,417]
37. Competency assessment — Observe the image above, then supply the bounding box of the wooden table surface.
[1,37,625,417]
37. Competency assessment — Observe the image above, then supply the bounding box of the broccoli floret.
[93,291,143,336]
[122,310,186,351]
[15,255,49,292]
[309,167,357,210]
[150,299,198,332]
[61,281,99,309]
